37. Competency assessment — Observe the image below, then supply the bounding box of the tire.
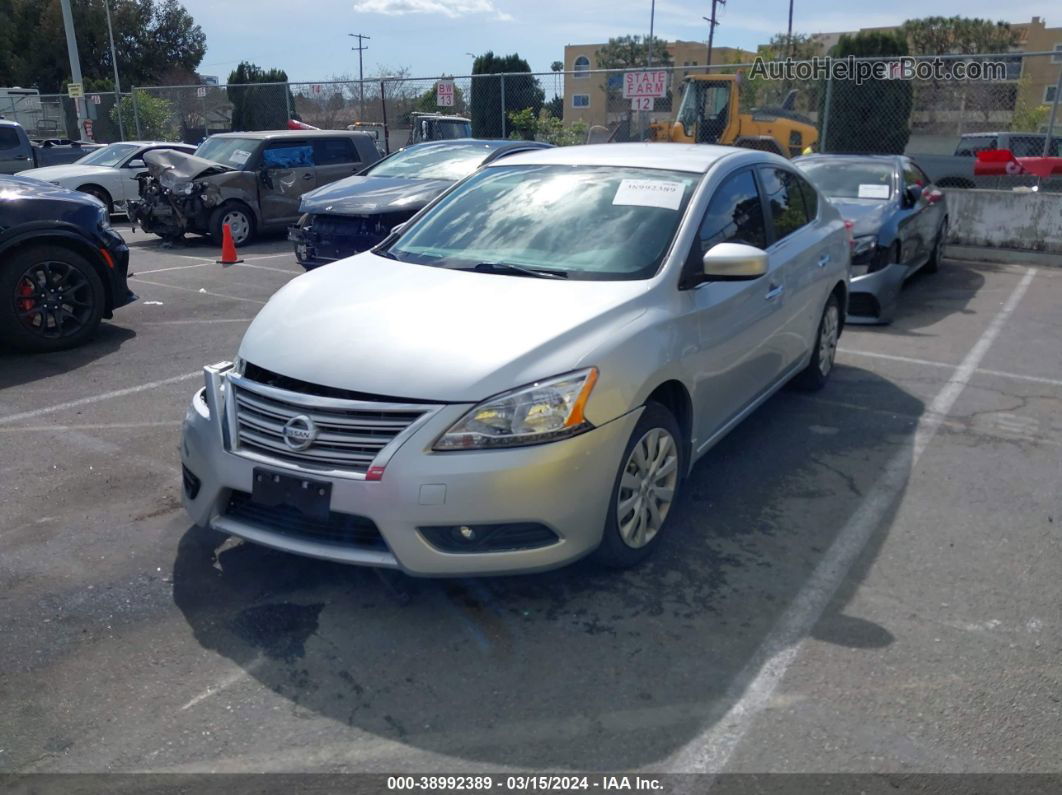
[593,402,686,569]
[77,184,113,214]
[0,244,105,353]
[924,219,946,274]
[210,203,255,247]
[793,293,841,391]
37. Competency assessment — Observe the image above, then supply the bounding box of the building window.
[572,94,590,108]
[573,56,590,79]
[1053,42,1062,64]
[1046,85,1058,104]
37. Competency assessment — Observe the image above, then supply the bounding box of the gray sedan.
[796,154,948,323]
[180,143,850,576]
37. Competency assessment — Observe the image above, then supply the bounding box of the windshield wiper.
[469,262,568,279]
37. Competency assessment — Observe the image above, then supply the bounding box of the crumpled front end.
[289,210,417,270]
[127,149,231,241]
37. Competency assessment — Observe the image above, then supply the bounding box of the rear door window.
[955,136,996,156]
[261,142,314,169]
[759,168,810,243]
[313,137,359,166]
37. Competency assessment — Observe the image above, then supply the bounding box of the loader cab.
[675,78,734,144]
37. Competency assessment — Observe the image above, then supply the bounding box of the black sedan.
[795,154,947,324]
[289,138,551,269]
[0,175,133,352]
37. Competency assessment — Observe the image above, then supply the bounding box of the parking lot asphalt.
[0,226,1059,775]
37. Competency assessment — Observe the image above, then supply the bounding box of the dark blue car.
[289,138,551,270]
[795,154,947,324]
[0,175,133,352]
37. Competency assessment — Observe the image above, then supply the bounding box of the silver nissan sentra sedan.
[181,143,849,576]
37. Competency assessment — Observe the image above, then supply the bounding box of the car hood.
[0,173,103,206]
[828,198,891,237]
[238,252,649,403]
[143,149,233,183]
[15,164,117,182]
[300,175,454,215]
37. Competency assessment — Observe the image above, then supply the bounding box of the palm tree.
[551,60,563,99]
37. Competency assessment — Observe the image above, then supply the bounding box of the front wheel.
[210,204,255,247]
[0,244,105,352]
[593,402,685,569]
[793,293,840,391]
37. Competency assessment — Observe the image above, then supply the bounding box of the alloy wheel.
[13,260,94,340]
[818,303,839,378]
[616,427,679,549]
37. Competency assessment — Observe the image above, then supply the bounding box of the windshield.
[77,143,140,167]
[367,143,495,181]
[194,137,259,169]
[384,164,700,280]
[797,160,894,200]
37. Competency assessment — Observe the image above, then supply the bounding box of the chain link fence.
[79,52,1059,189]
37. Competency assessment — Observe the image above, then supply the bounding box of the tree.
[820,31,913,154]
[227,62,295,131]
[507,108,587,146]
[110,91,176,139]
[901,16,1019,55]
[550,60,563,101]
[743,32,822,111]
[593,35,673,70]
[469,52,543,138]
[0,0,206,92]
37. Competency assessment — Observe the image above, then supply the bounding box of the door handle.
[765,282,784,300]
[817,254,830,268]
[302,173,313,180]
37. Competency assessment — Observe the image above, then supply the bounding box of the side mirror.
[702,242,768,281]
[127,158,145,169]
[925,189,943,205]
[905,184,924,206]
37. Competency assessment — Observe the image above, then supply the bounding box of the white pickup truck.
[0,120,103,175]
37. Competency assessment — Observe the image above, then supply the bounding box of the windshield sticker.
[612,179,685,211]
[229,149,251,165]
[857,183,890,199]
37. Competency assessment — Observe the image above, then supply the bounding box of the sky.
[181,0,1058,83]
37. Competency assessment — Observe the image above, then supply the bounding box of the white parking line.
[840,347,1062,388]
[133,263,212,276]
[142,318,256,326]
[130,277,268,305]
[672,267,1037,773]
[0,372,200,426]
[231,261,302,275]
[0,420,182,433]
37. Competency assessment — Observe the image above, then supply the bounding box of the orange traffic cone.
[216,223,244,266]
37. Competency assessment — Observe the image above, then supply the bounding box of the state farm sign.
[623,71,668,99]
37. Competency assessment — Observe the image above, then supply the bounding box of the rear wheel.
[0,244,105,352]
[77,184,113,214]
[593,402,685,569]
[210,204,255,247]
[793,293,840,391]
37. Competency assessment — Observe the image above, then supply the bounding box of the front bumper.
[846,261,907,324]
[98,228,134,312]
[180,366,640,576]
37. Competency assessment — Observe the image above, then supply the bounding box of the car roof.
[402,138,547,151]
[206,130,368,140]
[796,153,901,163]
[482,143,740,173]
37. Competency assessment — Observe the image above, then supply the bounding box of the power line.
[348,33,370,121]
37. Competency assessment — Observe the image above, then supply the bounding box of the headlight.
[433,368,599,451]
[97,205,111,229]
[852,235,876,256]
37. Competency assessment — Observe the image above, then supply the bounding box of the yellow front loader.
[650,74,817,158]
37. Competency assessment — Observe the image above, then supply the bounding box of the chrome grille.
[228,374,433,476]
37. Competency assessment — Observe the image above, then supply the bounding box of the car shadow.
[858,258,988,337]
[0,323,136,390]
[171,365,922,769]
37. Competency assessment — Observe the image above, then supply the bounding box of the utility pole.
[103,0,124,140]
[349,33,370,121]
[702,0,725,67]
[787,0,795,58]
[647,0,656,69]
[59,0,87,139]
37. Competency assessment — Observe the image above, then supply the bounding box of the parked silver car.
[181,144,849,576]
